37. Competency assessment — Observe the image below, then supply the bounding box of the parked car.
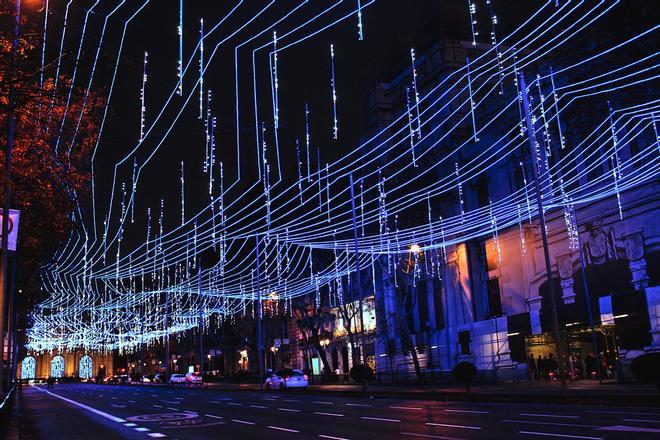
[104,375,120,384]
[118,375,132,384]
[186,372,203,385]
[169,373,187,384]
[265,369,309,389]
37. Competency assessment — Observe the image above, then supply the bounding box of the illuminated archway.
[21,356,36,379]
[51,355,65,378]
[79,355,93,379]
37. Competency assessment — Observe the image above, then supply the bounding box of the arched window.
[79,355,93,379]
[51,355,65,378]
[21,356,36,379]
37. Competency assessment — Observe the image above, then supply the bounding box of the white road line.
[315,412,345,417]
[501,419,598,428]
[585,410,660,416]
[597,425,660,433]
[205,414,224,419]
[285,399,302,402]
[208,401,222,404]
[390,406,423,411]
[622,419,660,423]
[346,403,372,407]
[279,408,301,413]
[318,435,350,440]
[250,404,267,409]
[268,426,300,433]
[153,404,163,408]
[361,416,401,423]
[32,387,125,423]
[147,434,166,438]
[123,423,137,427]
[519,431,602,440]
[228,402,243,406]
[262,398,276,401]
[313,401,334,405]
[445,409,488,414]
[166,407,179,411]
[520,413,579,419]
[135,427,151,432]
[232,419,256,425]
[426,422,481,430]
[400,433,461,440]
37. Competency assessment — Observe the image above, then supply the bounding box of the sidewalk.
[198,379,660,406]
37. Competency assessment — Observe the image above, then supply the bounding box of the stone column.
[556,252,576,304]
[623,229,648,290]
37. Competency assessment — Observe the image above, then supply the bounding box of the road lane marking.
[228,402,242,406]
[123,423,137,427]
[268,426,300,433]
[622,419,660,423]
[400,433,461,440]
[205,414,224,419]
[313,401,334,405]
[315,412,344,417]
[128,400,136,403]
[167,407,179,411]
[346,403,371,407]
[153,405,163,408]
[250,404,267,409]
[519,431,602,439]
[279,408,301,412]
[232,419,255,425]
[520,413,579,419]
[135,427,151,432]
[361,416,401,423]
[390,406,423,411]
[262,398,276,401]
[318,435,350,440]
[426,423,481,430]
[445,409,488,414]
[585,410,660,416]
[33,387,125,423]
[501,419,598,428]
[147,434,166,438]
[598,425,660,433]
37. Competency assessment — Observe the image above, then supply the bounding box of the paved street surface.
[18,383,660,439]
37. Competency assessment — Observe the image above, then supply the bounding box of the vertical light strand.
[140,51,148,142]
[611,156,624,220]
[295,139,303,203]
[305,104,312,182]
[326,163,331,223]
[536,75,552,158]
[467,0,478,47]
[466,57,478,142]
[521,161,532,223]
[485,0,503,95]
[517,204,526,258]
[198,18,204,119]
[359,178,365,236]
[330,44,339,140]
[410,48,422,140]
[209,115,216,197]
[405,86,417,166]
[512,48,524,138]
[549,67,565,149]
[317,144,322,213]
[356,0,364,40]
[455,162,465,222]
[272,31,279,131]
[131,157,137,224]
[177,0,183,96]
[607,101,623,179]
[180,161,185,225]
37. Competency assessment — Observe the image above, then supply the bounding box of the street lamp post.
[0,0,21,393]
[520,73,567,392]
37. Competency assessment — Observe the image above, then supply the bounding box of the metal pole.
[519,73,567,392]
[255,236,264,388]
[349,173,365,363]
[165,289,170,381]
[1,0,20,393]
[572,207,602,382]
[198,266,204,373]
[7,253,16,386]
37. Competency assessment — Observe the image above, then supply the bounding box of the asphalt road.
[17,383,660,440]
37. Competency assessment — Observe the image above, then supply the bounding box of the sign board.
[282,339,289,345]
[274,339,281,348]
[0,209,20,251]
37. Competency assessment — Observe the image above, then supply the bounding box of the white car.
[265,369,309,389]
[169,374,187,384]
[186,372,203,385]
